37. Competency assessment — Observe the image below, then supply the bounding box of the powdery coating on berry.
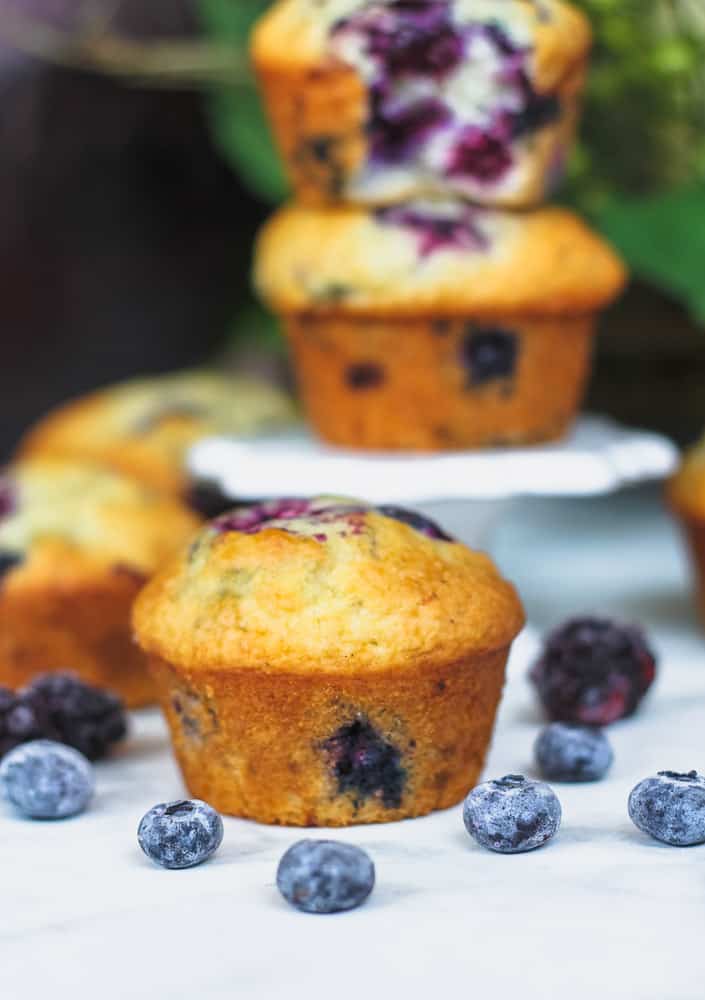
[628,771,705,847]
[0,739,94,819]
[322,718,406,809]
[137,799,224,869]
[276,839,375,914]
[375,203,488,257]
[534,723,613,783]
[463,774,561,853]
[461,327,518,386]
[530,617,657,725]
[0,674,127,761]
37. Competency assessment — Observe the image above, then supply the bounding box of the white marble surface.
[2,485,705,1000]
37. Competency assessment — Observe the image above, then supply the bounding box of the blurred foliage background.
[0,0,703,452]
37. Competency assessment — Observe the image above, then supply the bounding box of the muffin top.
[0,459,200,585]
[255,202,626,318]
[667,438,705,518]
[133,497,524,675]
[253,0,591,93]
[18,371,297,497]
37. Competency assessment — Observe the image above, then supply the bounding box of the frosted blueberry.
[0,739,94,819]
[277,840,375,914]
[628,771,705,846]
[463,774,561,853]
[534,723,613,783]
[138,799,224,869]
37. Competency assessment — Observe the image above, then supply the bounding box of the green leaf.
[595,184,705,323]
[197,0,287,203]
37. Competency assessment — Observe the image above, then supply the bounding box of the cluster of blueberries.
[2,721,704,916]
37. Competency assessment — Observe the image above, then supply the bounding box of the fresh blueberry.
[322,718,406,809]
[138,799,224,869]
[276,840,375,914]
[530,617,657,725]
[628,771,705,846]
[534,723,613,783]
[0,739,94,819]
[376,505,453,541]
[463,774,562,853]
[461,327,518,386]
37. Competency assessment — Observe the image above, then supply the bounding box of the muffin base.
[284,313,594,450]
[149,647,510,826]
[0,572,155,707]
[256,59,586,207]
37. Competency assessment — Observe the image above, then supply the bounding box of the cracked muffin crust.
[133,497,524,825]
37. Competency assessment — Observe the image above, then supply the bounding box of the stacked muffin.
[252,0,626,449]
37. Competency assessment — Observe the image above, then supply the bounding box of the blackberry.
[0,674,127,760]
[530,617,657,725]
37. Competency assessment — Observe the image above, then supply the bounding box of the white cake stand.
[187,415,678,549]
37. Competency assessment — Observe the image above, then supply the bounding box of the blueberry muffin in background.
[252,0,591,207]
[17,371,297,513]
[0,459,200,707]
[667,439,705,623]
[133,497,524,826]
[254,201,626,450]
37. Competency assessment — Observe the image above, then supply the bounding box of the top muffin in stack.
[252,0,626,451]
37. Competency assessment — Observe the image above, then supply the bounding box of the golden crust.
[672,510,705,625]
[18,371,297,496]
[252,0,592,93]
[0,460,201,705]
[254,203,627,318]
[286,313,593,449]
[148,647,510,825]
[667,439,705,520]
[133,506,524,674]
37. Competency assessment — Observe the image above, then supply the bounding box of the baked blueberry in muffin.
[133,496,524,825]
[252,0,591,206]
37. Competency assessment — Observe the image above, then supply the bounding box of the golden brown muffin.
[252,0,591,207]
[667,438,705,621]
[254,201,627,450]
[0,459,200,707]
[133,497,524,826]
[18,371,297,508]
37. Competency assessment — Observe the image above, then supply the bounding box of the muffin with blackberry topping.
[0,459,200,707]
[18,371,297,515]
[667,437,705,623]
[254,200,626,450]
[133,497,524,826]
[252,0,591,207]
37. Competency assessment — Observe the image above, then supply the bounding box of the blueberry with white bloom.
[0,739,94,819]
[276,840,375,914]
[463,774,562,853]
[534,723,613,782]
[138,799,224,869]
[628,771,705,846]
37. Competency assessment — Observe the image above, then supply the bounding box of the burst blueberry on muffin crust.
[133,497,524,826]
[254,201,626,450]
[0,459,200,707]
[18,371,297,510]
[252,0,591,206]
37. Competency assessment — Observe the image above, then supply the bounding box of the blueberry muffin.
[18,371,297,512]
[252,0,591,207]
[667,438,705,622]
[133,497,524,825]
[0,459,200,707]
[254,201,626,450]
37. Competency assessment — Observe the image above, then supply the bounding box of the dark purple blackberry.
[461,327,518,386]
[376,505,453,541]
[322,718,406,809]
[0,674,127,760]
[345,363,385,390]
[530,618,657,726]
